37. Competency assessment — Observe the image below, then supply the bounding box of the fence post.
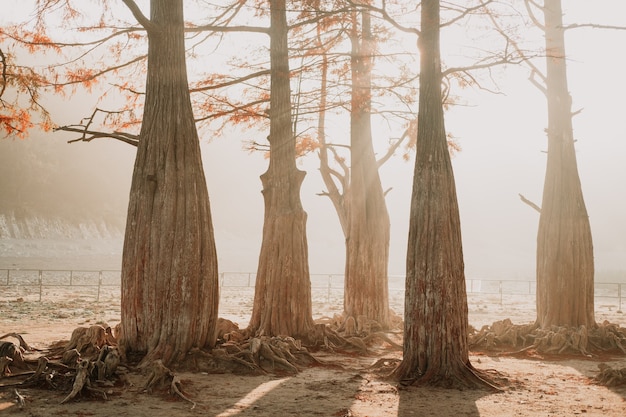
[96,271,102,302]
[38,270,43,302]
[328,275,332,303]
[618,283,623,314]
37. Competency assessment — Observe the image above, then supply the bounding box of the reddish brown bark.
[344,7,391,328]
[392,0,493,389]
[247,0,315,339]
[535,0,595,329]
[120,0,219,366]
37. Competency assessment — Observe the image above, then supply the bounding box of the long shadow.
[396,383,489,417]
[558,351,626,402]
[189,367,364,416]
[193,365,495,416]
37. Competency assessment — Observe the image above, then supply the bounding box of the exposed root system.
[469,319,626,356]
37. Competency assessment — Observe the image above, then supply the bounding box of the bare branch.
[194,98,269,123]
[529,69,547,96]
[0,48,7,100]
[565,23,626,31]
[519,193,541,213]
[55,108,139,146]
[376,120,414,168]
[121,0,158,32]
[190,70,271,93]
[524,0,545,31]
[186,24,270,35]
[346,0,420,37]
[441,0,495,28]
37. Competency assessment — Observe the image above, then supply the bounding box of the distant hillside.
[0,134,134,239]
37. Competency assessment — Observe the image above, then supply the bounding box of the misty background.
[1,2,624,282]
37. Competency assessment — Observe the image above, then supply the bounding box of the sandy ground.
[1,254,625,416]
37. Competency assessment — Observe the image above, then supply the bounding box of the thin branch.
[0,48,7,99]
[194,98,269,122]
[121,0,158,32]
[55,108,139,146]
[190,70,271,93]
[519,193,541,213]
[441,0,495,28]
[376,121,414,168]
[565,23,626,31]
[523,0,545,31]
[185,25,270,35]
[59,126,139,146]
[346,0,420,37]
[529,69,547,96]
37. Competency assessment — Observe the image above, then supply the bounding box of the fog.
[1,2,625,281]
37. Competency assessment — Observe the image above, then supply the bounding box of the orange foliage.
[0,108,34,139]
[65,68,98,90]
[295,134,319,157]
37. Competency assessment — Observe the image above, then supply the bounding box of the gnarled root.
[60,359,107,403]
[142,359,195,409]
[595,363,626,387]
[0,333,38,352]
[470,319,626,357]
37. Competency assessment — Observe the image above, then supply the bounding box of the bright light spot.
[215,377,290,417]
[0,402,15,411]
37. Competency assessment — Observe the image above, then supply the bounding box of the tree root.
[312,314,403,355]
[0,327,121,404]
[142,359,196,409]
[470,319,626,356]
[60,359,107,403]
[0,333,39,352]
[595,363,626,387]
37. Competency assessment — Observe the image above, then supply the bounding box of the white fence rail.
[0,269,623,313]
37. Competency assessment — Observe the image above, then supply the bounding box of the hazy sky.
[2,1,625,279]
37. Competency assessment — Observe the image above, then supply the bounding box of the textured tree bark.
[392,0,493,389]
[248,0,315,340]
[344,8,391,329]
[536,0,595,329]
[120,0,219,366]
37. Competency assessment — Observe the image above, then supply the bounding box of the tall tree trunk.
[120,0,219,366]
[392,0,492,389]
[536,0,595,328]
[344,7,391,329]
[248,0,315,339]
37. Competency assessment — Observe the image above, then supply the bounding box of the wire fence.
[0,268,623,315]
